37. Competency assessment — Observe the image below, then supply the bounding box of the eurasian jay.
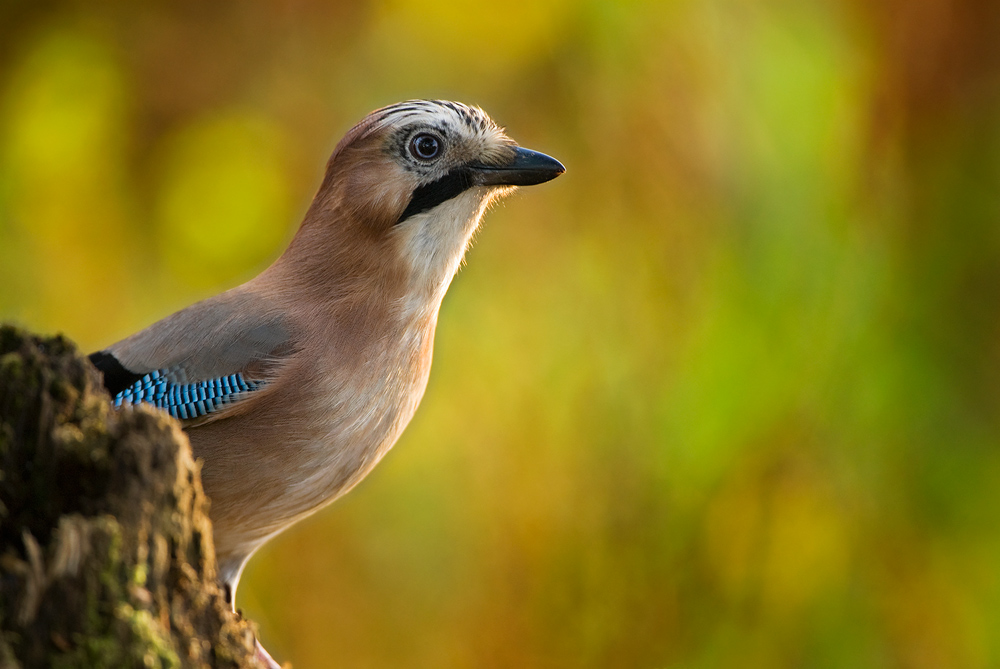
[87,100,563,664]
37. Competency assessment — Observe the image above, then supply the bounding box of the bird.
[87,100,563,666]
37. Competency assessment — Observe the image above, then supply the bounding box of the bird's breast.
[230,315,435,523]
[306,319,434,491]
[194,295,439,563]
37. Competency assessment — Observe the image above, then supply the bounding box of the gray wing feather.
[109,286,292,384]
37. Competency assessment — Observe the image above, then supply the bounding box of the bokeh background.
[2,0,999,666]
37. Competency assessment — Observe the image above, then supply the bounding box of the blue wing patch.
[113,369,261,420]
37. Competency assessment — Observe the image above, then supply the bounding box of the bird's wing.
[89,288,293,425]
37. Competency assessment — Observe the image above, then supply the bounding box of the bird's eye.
[409,133,441,160]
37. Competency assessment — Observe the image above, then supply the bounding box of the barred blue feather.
[112,369,261,420]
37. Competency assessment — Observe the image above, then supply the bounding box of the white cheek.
[393,187,494,314]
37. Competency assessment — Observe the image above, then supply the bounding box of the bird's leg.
[231,586,284,669]
[254,639,283,669]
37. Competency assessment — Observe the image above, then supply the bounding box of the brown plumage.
[89,101,564,612]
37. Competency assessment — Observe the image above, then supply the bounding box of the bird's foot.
[255,638,284,669]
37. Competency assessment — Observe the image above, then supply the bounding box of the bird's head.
[295,100,564,307]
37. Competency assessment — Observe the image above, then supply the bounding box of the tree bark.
[0,325,263,668]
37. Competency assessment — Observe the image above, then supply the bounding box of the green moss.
[115,603,181,669]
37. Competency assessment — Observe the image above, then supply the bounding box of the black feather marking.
[397,167,474,224]
[88,351,144,396]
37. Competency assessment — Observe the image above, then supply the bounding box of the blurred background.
[2,0,999,666]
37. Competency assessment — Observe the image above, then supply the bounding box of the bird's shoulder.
[90,286,300,423]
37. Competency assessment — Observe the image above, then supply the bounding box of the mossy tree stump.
[0,326,264,668]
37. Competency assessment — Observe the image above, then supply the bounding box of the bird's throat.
[392,187,492,316]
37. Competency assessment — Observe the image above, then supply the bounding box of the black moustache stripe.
[396,167,475,224]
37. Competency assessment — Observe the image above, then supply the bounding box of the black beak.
[397,147,564,224]
[470,147,565,187]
